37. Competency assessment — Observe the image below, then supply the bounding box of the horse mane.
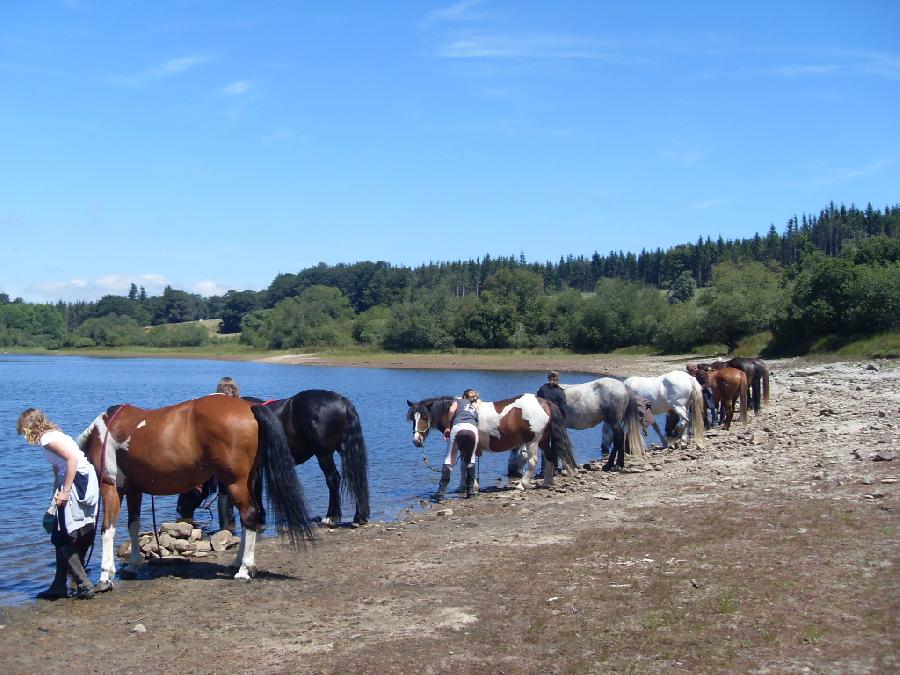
[405,396,454,421]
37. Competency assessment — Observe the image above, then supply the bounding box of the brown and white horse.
[77,395,314,590]
[406,393,576,489]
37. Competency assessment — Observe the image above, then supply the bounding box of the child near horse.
[17,408,98,600]
[436,389,481,502]
[176,377,241,531]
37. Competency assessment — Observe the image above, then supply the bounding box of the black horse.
[179,389,370,526]
[711,357,770,414]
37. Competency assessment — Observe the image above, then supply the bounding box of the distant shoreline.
[5,346,729,378]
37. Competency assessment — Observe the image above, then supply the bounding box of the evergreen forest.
[2,201,898,356]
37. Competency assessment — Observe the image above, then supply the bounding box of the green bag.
[42,506,58,534]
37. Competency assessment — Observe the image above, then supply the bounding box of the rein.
[414,412,443,473]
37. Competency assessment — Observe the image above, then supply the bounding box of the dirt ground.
[0,355,897,673]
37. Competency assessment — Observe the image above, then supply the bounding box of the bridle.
[412,410,431,441]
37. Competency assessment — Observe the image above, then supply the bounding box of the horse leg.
[96,483,122,591]
[316,452,343,526]
[723,400,734,430]
[672,405,690,444]
[600,422,614,457]
[517,441,540,490]
[614,426,625,468]
[225,480,263,580]
[120,491,144,579]
[651,419,668,448]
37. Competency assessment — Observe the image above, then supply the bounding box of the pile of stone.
[117,521,241,561]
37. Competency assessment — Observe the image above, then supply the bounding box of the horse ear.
[406,400,415,408]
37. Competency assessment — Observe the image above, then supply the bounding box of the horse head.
[406,397,451,447]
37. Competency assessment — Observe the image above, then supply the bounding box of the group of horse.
[69,357,769,591]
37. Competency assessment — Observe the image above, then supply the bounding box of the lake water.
[0,355,617,606]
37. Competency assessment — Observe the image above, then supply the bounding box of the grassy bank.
[6,331,897,366]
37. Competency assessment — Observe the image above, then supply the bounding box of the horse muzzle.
[413,432,425,447]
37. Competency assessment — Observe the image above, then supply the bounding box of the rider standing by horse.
[536,371,567,420]
[17,408,98,600]
[176,376,241,531]
[435,389,481,502]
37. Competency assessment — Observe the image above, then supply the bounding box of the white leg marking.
[234,529,258,580]
[100,527,116,583]
[231,530,247,568]
[519,442,539,489]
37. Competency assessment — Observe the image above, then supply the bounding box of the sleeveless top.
[40,430,92,483]
[451,398,479,427]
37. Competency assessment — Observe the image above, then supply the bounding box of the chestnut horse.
[696,367,748,430]
[695,358,770,414]
[77,395,314,590]
[407,393,576,490]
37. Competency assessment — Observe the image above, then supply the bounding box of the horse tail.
[339,396,370,523]
[623,395,645,461]
[549,404,577,471]
[689,383,707,449]
[760,362,770,405]
[252,404,315,548]
[739,374,749,426]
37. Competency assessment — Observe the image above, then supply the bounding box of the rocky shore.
[0,356,896,673]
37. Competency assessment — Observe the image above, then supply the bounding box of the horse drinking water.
[407,393,576,490]
[623,371,707,449]
[77,395,315,589]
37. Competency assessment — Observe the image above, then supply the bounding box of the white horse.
[509,377,646,473]
[624,370,706,449]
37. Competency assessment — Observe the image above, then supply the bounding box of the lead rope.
[150,495,161,556]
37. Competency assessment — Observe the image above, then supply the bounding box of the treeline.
[1,201,898,354]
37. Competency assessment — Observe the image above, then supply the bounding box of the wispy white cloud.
[26,274,170,302]
[765,64,840,77]
[786,159,894,190]
[423,0,484,27]
[192,280,234,297]
[221,79,253,96]
[108,54,215,88]
[435,32,638,62]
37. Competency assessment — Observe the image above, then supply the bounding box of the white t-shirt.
[40,429,92,481]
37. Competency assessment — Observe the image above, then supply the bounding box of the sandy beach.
[0,354,896,673]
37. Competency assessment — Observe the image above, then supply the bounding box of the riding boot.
[60,544,94,599]
[434,466,452,503]
[36,547,69,600]
[465,464,477,499]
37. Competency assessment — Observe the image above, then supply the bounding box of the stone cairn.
[117,521,241,561]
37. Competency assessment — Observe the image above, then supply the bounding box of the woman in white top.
[17,408,98,600]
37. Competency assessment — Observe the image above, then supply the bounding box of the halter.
[413,411,431,437]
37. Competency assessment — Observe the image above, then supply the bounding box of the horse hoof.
[94,580,114,593]
[234,567,255,580]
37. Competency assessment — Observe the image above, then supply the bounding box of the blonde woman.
[17,408,98,600]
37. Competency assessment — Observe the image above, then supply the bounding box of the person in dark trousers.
[535,371,567,475]
[435,389,481,502]
[176,377,240,531]
[17,408,98,600]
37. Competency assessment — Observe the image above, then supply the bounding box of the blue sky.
[1,1,898,302]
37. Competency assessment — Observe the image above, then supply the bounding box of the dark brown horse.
[407,393,576,490]
[693,358,770,414]
[77,395,314,591]
[696,367,748,430]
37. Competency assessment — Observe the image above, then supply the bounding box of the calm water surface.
[0,355,614,606]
